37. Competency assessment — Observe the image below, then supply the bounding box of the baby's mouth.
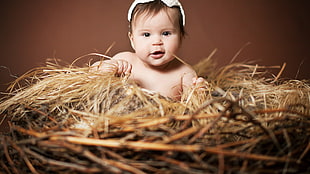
[150,51,165,58]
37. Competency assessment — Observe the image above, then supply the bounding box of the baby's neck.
[142,58,182,72]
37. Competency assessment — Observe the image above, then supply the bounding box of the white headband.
[128,0,185,26]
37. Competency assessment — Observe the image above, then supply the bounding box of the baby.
[92,0,203,100]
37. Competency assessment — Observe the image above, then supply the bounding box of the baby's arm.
[182,68,206,91]
[91,52,132,76]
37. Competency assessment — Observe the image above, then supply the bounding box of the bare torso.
[114,52,196,100]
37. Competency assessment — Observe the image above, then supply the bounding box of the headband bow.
[128,0,185,26]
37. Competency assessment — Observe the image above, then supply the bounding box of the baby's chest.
[133,73,182,92]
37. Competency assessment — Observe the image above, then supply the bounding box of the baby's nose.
[152,36,163,46]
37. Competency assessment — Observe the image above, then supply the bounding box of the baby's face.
[129,8,181,68]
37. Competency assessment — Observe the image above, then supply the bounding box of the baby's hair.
[128,0,185,38]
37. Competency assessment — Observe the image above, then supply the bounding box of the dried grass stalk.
[0,57,309,173]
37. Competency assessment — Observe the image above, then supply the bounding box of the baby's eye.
[162,31,171,36]
[143,33,150,37]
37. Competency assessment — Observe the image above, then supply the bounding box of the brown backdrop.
[1,0,309,93]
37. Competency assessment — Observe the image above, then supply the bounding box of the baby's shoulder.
[174,62,197,82]
[174,61,196,75]
[113,51,135,61]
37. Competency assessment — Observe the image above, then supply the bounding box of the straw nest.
[0,56,309,174]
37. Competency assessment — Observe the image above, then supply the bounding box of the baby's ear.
[128,32,135,50]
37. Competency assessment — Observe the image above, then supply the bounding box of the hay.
[0,56,309,173]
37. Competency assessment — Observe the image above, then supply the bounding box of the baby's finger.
[115,60,123,75]
[124,63,132,75]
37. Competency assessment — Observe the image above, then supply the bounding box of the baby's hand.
[91,59,132,76]
[192,77,206,87]
[192,77,208,92]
